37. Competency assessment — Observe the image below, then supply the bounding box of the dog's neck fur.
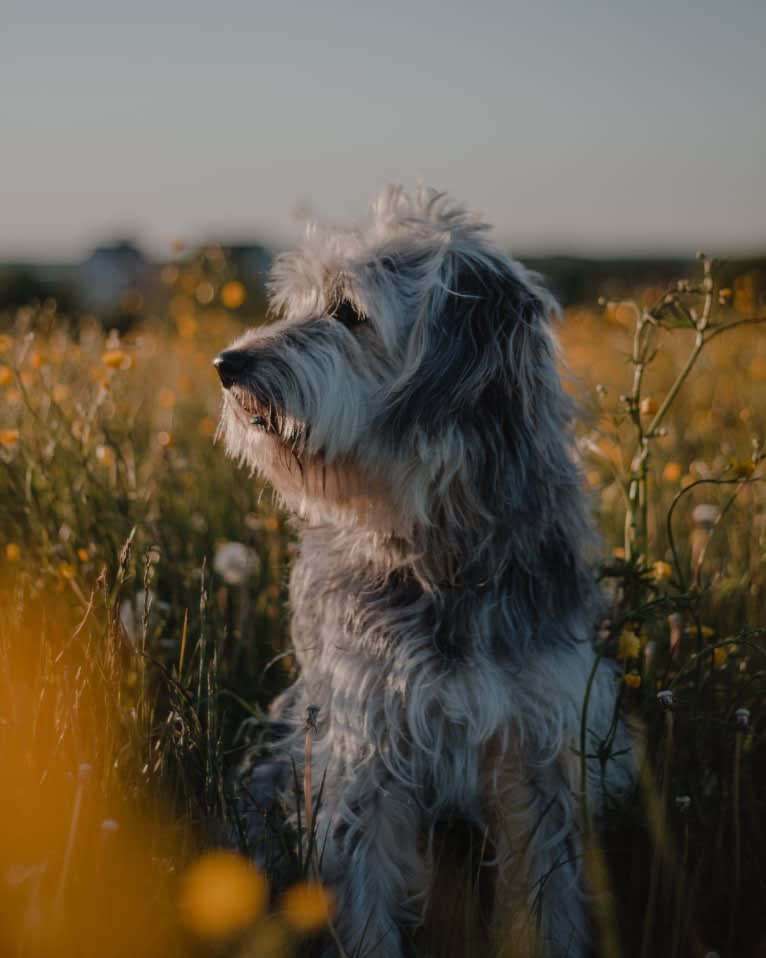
[292,510,598,664]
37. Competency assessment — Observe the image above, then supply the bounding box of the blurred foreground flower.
[5,543,20,562]
[280,881,335,933]
[179,850,267,940]
[0,428,20,448]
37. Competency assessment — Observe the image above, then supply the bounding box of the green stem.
[640,710,673,958]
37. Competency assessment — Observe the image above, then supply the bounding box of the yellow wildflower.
[177,314,197,339]
[198,417,217,438]
[102,349,129,370]
[195,281,215,305]
[179,851,267,940]
[77,548,90,562]
[221,280,246,310]
[158,388,176,408]
[0,365,13,387]
[0,429,20,448]
[623,673,642,689]
[652,561,673,583]
[5,543,20,562]
[712,647,727,668]
[0,334,12,353]
[618,629,642,661]
[280,881,335,933]
[730,458,756,478]
[95,445,115,467]
[662,462,682,482]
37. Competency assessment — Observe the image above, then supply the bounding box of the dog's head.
[215,186,582,569]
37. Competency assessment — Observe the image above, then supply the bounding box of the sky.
[2,0,765,259]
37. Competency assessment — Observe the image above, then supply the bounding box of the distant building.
[79,240,153,311]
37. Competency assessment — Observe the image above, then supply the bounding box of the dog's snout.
[213,350,250,388]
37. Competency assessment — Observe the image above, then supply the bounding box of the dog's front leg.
[318,772,428,958]
[488,756,587,958]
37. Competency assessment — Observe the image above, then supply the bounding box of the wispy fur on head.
[217,186,635,958]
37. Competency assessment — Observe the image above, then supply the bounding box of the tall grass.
[0,252,764,956]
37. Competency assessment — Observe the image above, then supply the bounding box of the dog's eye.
[331,299,366,328]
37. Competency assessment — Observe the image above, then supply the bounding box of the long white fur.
[217,186,635,958]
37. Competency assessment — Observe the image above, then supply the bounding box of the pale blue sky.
[2,0,764,258]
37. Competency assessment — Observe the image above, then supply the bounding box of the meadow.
[0,251,765,957]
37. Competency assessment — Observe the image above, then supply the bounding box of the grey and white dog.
[215,186,635,958]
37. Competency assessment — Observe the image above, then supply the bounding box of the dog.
[215,186,636,957]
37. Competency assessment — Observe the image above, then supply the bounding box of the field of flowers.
[0,251,765,957]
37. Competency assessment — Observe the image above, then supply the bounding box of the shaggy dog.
[215,186,635,958]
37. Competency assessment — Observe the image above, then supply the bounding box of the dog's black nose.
[213,350,249,388]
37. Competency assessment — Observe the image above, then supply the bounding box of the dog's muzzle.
[213,349,251,389]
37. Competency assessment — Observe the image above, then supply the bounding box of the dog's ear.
[385,255,561,438]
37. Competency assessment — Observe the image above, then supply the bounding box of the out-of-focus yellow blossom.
[179,851,268,940]
[199,417,217,438]
[221,280,246,310]
[684,625,715,640]
[58,562,75,580]
[29,351,45,369]
[0,333,13,353]
[77,548,90,562]
[713,646,728,668]
[5,543,20,562]
[618,630,642,661]
[195,281,215,305]
[662,462,682,482]
[177,314,197,339]
[158,388,176,408]
[102,349,130,370]
[0,429,20,448]
[652,561,673,583]
[623,672,641,689]
[280,881,335,933]
[0,365,14,387]
[95,444,115,467]
[177,374,194,396]
[730,458,756,478]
